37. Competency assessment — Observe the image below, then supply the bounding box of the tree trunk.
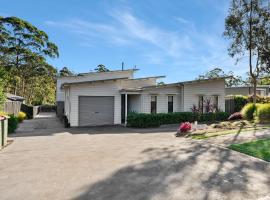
[253,77,257,104]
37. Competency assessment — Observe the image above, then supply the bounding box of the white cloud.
[175,17,189,24]
[45,8,248,79]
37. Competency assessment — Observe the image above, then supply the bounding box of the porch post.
[125,93,128,126]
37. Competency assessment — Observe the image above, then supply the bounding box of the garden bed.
[187,120,270,140]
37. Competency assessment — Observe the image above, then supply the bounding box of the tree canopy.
[197,67,245,87]
[224,0,270,102]
[95,64,110,72]
[59,66,74,77]
[0,16,59,105]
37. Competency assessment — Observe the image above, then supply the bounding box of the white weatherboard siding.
[183,80,226,112]
[140,86,182,113]
[57,70,134,101]
[64,87,71,121]
[69,81,122,126]
[121,79,156,89]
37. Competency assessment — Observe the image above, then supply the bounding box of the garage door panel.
[79,96,114,126]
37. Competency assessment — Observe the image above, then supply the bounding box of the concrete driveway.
[0,113,269,200]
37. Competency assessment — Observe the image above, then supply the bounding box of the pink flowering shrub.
[176,122,192,137]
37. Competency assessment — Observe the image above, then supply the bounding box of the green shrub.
[127,112,230,128]
[127,113,160,128]
[8,114,18,134]
[214,112,231,121]
[17,111,27,123]
[247,95,270,104]
[241,103,257,120]
[234,95,248,112]
[255,104,270,123]
[156,112,197,124]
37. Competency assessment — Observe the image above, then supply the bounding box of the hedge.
[127,112,230,128]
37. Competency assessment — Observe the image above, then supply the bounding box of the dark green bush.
[8,114,18,134]
[215,112,231,121]
[127,112,230,128]
[255,104,270,123]
[127,113,160,128]
[234,95,248,112]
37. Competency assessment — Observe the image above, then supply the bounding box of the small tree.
[59,67,74,77]
[95,64,110,72]
[197,67,244,87]
[224,0,270,103]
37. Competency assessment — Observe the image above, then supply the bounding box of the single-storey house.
[226,85,270,96]
[57,69,226,127]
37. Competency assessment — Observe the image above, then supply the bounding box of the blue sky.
[1,0,248,82]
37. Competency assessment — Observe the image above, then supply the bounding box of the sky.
[1,0,248,83]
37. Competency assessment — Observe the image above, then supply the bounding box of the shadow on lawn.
[74,140,270,200]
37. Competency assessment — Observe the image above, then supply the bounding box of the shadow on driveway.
[73,141,270,200]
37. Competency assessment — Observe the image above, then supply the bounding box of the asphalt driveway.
[0,113,269,200]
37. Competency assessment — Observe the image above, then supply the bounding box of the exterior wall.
[57,70,134,101]
[121,79,156,89]
[68,80,122,126]
[128,95,141,113]
[183,80,226,112]
[64,87,70,121]
[226,87,270,96]
[140,86,182,114]
[225,87,250,96]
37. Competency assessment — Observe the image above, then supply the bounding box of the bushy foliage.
[234,95,248,112]
[241,103,257,120]
[127,112,230,128]
[17,111,27,123]
[127,113,160,128]
[255,104,270,123]
[247,95,270,104]
[228,112,243,120]
[8,114,18,134]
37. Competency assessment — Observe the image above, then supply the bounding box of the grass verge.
[229,138,270,162]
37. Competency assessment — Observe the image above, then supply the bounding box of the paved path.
[0,113,269,200]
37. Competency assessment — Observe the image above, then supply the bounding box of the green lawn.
[229,138,270,162]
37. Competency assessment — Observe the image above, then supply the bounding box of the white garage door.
[79,96,114,126]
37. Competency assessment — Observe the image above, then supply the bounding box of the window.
[151,96,157,114]
[168,96,173,113]
[213,95,218,111]
[198,95,204,113]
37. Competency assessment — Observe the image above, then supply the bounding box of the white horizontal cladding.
[69,81,122,126]
[183,80,226,112]
[225,87,250,96]
[56,70,134,101]
[121,79,156,89]
[141,86,182,113]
